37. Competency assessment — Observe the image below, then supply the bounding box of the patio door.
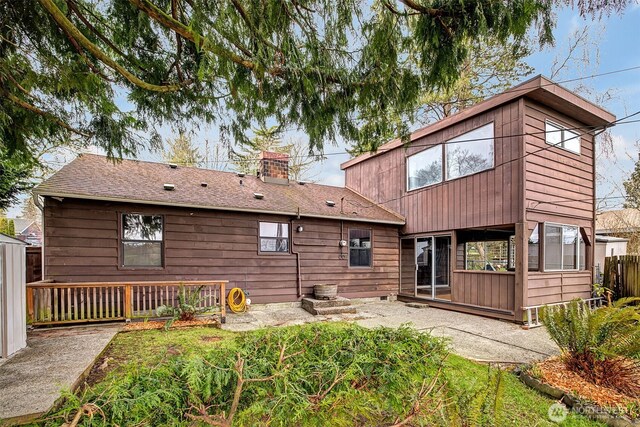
[399,235,451,300]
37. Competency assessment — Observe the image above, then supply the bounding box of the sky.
[6,2,640,217]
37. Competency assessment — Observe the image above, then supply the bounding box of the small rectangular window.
[122,214,163,267]
[545,120,581,154]
[544,223,580,271]
[445,123,494,180]
[349,229,372,267]
[407,145,443,191]
[259,222,289,253]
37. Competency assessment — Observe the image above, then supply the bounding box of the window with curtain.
[544,224,581,271]
[121,214,163,267]
[349,229,372,267]
[259,222,289,253]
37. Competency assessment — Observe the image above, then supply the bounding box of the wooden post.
[124,284,132,320]
[514,222,528,323]
[26,286,34,323]
[220,281,226,324]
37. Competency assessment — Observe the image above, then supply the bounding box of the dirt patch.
[535,357,639,410]
[123,318,219,331]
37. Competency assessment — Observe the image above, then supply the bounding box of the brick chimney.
[258,151,289,184]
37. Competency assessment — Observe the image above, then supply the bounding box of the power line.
[197,114,640,167]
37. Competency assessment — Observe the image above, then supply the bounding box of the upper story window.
[545,120,581,154]
[259,222,289,253]
[121,214,163,267]
[349,228,372,267]
[543,223,585,271]
[407,145,443,191]
[445,123,494,180]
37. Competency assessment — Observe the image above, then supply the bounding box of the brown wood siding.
[345,101,524,234]
[523,100,595,306]
[451,271,515,312]
[43,198,400,304]
[526,271,593,306]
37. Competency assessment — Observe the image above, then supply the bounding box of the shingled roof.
[35,154,404,225]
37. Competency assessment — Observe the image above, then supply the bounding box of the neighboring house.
[594,235,628,280]
[596,208,640,254]
[342,75,613,321]
[35,75,614,322]
[10,218,42,246]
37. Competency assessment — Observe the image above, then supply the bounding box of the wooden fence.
[26,280,227,326]
[26,246,42,284]
[603,255,640,298]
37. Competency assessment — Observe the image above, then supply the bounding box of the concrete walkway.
[224,301,558,364]
[0,325,120,424]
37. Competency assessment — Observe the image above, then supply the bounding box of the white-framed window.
[543,223,585,271]
[406,145,443,191]
[445,122,494,180]
[545,120,581,154]
[121,213,163,267]
[259,222,289,253]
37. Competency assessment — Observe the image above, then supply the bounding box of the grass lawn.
[35,324,604,427]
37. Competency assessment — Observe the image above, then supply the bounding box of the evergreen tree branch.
[37,0,187,92]
[2,88,91,138]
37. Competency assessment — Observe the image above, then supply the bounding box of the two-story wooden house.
[34,75,614,323]
[342,75,614,321]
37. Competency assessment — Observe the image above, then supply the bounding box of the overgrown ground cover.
[33,323,602,427]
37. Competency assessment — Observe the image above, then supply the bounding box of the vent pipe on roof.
[326,200,335,207]
[254,193,264,200]
[201,182,208,187]
[164,183,175,191]
[169,163,178,169]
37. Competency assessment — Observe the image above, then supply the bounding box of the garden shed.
[0,233,27,358]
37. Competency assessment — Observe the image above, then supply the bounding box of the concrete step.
[308,305,357,316]
[301,296,352,309]
[301,297,357,315]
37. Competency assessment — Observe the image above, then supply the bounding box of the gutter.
[33,191,406,225]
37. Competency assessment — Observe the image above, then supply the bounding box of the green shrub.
[40,323,455,426]
[541,298,640,396]
[156,285,211,328]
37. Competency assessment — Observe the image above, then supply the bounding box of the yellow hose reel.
[228,287,249,313]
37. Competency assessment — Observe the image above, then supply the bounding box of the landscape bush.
[38,323,511,426]
[541,298,640,397]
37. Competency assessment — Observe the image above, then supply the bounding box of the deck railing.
[26,280,227,326]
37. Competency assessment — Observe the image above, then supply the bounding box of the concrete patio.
[0,324,121,424]
[224,300,559,364]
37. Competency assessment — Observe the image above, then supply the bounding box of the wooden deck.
[26,280,227,326]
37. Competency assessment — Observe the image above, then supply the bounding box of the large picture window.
[545,121,581,154]
[445,123,494,180]
[259,222,289,253]
[121,214,163,267]
[544,223,581,271]
[349,229,372,267]
[407,145,443,191]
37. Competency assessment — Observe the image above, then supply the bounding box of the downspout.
[291,208,302,298]
[33,194,45,281]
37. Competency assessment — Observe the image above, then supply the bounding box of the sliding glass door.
[399,235,451,300]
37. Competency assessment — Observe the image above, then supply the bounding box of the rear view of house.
[342,75,614,321]
[34,75,614,323]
